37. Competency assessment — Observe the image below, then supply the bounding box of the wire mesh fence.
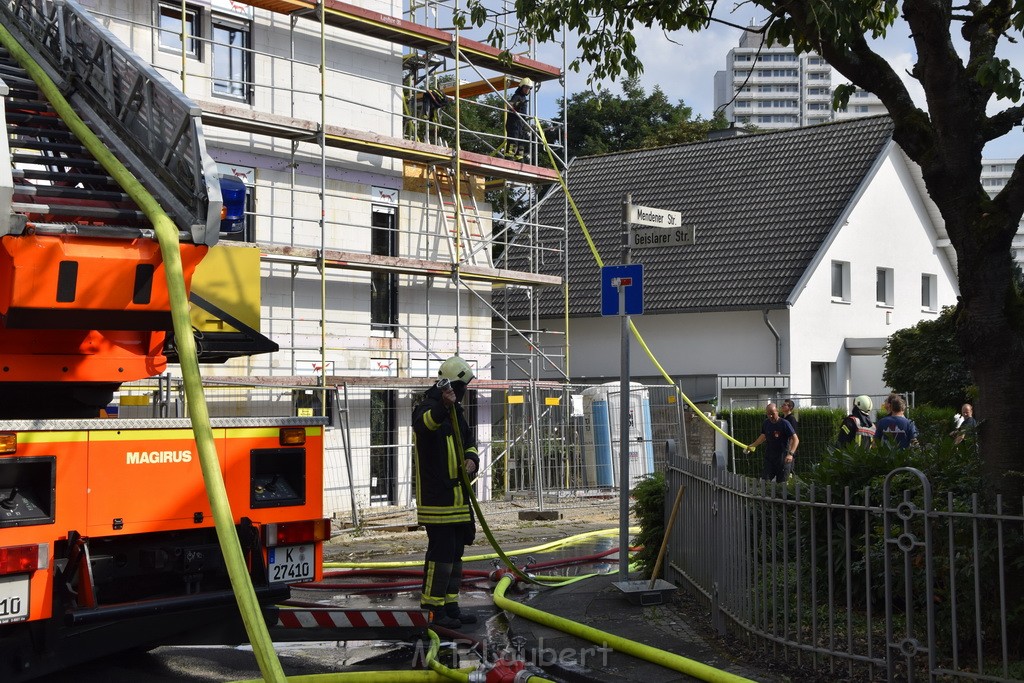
[112,376,686,524]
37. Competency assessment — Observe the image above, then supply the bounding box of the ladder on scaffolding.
[430,165,492,267]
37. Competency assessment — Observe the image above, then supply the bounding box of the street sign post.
[632,224,696,248]
[611,195,693,598]
[628,204,682,228]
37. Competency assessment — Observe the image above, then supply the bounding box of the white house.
[497,116,959,408]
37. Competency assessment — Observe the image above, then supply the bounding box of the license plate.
[268,544,314,583]
[0,574,30,624]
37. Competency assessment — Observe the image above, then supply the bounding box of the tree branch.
[985,104,1024,141]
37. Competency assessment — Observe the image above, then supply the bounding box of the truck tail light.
[264,519,331,547]
[0,433,16,454]
[0,544,47,575]
[279,428,306,446]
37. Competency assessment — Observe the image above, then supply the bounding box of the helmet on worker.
[519,77,534,89]
[438,355,474,400]
[853,395,873,413]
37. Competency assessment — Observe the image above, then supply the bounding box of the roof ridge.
[575,114,894,161]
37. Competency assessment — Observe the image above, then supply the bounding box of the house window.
[370,206,398,334]
[921,273,937,311]
[876,267,894,306]
[831,260,850,302]
[159,3,201,59]
[212,15,251,102]
[811,362,832,399]
[370,389,397,506]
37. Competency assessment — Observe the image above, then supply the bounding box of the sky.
[525,11,1024,161]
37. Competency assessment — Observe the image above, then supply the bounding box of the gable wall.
[788,150,959,399]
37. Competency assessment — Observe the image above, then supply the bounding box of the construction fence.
[113,377,697,525]
[113,378,919,526]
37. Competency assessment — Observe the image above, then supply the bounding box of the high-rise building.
[713,26,885,128]
[981,160,1024,263]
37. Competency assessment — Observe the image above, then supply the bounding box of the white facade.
[509,144,959,407]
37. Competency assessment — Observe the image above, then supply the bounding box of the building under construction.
[39,0,572,518]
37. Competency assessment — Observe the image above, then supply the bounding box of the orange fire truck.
[0,2,329,679]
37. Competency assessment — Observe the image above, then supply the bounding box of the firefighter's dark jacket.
[413,385,479,526]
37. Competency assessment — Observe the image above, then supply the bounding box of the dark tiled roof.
[498,115,895,319]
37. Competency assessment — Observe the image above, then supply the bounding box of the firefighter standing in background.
[498,78,533,161]
[838,394,875,446]
[412,355,479,629]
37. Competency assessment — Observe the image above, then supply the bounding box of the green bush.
[630,471,666,579]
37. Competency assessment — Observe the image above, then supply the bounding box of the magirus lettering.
[125,450,193,464]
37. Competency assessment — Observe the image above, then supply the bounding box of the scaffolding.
[72,0,570,516]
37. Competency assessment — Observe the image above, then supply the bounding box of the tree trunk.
[953,214,1024,504]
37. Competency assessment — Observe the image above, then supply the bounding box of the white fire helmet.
[854,395,873,412]
[438,356,475,384]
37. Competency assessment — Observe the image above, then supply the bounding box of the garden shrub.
[630,470,666,578]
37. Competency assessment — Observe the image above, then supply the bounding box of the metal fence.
[665,452,1024,682]
[492,382,682,498]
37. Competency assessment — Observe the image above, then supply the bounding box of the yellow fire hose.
[493,575,753,683]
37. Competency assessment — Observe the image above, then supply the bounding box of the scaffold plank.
[442,75,517,99]
[238,0,561,82]
[256,242,562,287]
[197,100,560,184]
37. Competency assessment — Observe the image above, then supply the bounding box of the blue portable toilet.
[581,381,655,488]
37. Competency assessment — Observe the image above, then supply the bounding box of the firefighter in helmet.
[412,355,479,628]
[838,394,875,446]
[497,77,534,161]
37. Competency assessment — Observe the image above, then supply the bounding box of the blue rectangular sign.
[601,264,644,316]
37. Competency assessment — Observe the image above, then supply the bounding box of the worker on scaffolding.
[497,78,533,161]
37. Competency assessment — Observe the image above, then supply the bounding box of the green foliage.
[561,78,728,158]
[831,82,856,111]
[976,58,1024,103]
[630,470,666,578]
[884,306,973,408]
[904,403,963,447]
